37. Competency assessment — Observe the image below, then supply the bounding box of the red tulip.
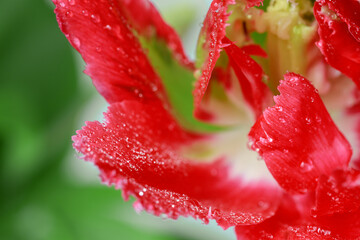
[53,0,360,238]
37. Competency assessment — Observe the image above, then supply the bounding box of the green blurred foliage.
[0,0,235,239]
[0,0,189,239]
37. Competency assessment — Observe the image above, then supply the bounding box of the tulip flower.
[53,0,360,238]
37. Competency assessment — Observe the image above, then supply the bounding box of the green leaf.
[141,38,223,133]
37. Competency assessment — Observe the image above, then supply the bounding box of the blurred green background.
[0,0,234,239]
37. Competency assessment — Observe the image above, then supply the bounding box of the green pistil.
[261,0,315,93]
[289,24,313,75]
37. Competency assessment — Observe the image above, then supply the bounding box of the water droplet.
[72,36,81,48]
[104,24,112,30]
[279,117,286,123]
[66,11,73,17]
[275,106,283,112]
[247,140,254,150]
[139,191,144,196]
[68,0,76,5]
[151,85,158,92]
[91,14,101,23]
[257,201,269,210]
[300,161,313,172]
[82,10,89,16]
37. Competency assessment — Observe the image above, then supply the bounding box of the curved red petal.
[245,0,264,9]
[354,117,360,169]
[249,73,352,194]
[53,0,165,103]
[73,100,281,229]
[317,0,360,42]
[276,225,339,240]
[223,37,272,118]
[314,0,360,88]
[347,99,360,169]
[314,169,360,216]
[241,44,268,58]
[235,193,354,240]
[193,0,234,118]
[316,209,360,239]
[235,194,302,240]
[237,219,356,240]
[117,0,193,69]
[237,172,360,239]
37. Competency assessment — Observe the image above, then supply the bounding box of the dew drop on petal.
[300,161,314,172]
[82,10,89,16]
[72,36,81,48]
[66,11,73,17]
[257,201,269,210]
[91,14,101,23]
[247,140,254,150]
[275,106,283,112]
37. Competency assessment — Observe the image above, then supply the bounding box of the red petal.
[193,0,234,118]
[73,100,281,229]
[223,37,272,118]
[235,193,350,239]
[53,0,165,103]
[213,66,233,90]
[235,194,302,240]
[249,73,352,194]
[354,120,360,169]
[347,100,360,169]
[314,0,360,88]
[237,218,356,239]
[276,225,339,239]
[245,0,264,9]
[117,0,193,69]
[317,0,360,42]
[241,44,268,58]
[237,180,360,239]
[314,169,360,216]
[316,209,360,239]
